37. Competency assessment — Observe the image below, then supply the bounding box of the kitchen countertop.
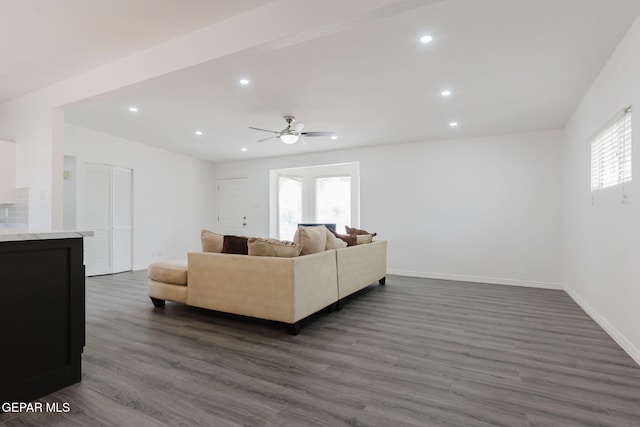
[0,229,94,242]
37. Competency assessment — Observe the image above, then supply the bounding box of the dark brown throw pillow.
[328,227,357,247]
[345,225,377,237]
[222,235,249,255]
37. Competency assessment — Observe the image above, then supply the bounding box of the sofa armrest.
[336,240,387,299]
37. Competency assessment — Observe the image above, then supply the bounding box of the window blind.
[590,106,632,192]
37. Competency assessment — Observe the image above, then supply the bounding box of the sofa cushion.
[222,235,249,255]
[148,262,188,286]
[294,225,327,255]
[345,225,377,237]
[248,237,303,257]
[356,234,374,245]
[201,229,224,253]
[325,228,348,249]
[328,227,357,246]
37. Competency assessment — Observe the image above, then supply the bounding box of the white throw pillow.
[294,225,327,255]
[325,228,347,249]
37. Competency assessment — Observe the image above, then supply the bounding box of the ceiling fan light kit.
[280,134,299,144]
[249,115,334,145]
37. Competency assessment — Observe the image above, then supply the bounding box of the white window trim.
[590,106,632,192]
[269,163,360,239]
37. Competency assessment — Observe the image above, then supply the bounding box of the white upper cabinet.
[0,140,16,204]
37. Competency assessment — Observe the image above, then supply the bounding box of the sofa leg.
[286,322,301,335]
[379,276,386,286]
[150,297,166,307]
[324,302,339,313]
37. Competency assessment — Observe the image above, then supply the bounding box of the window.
[271,163,359,240]
[591,106,632,192]
[316,176,351,233]
[278,176,302,241]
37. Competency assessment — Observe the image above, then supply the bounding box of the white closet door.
[84,164,111,276]
[112,167,132,273]
[84,164,133,276]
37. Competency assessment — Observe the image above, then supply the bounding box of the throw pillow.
[327,227,357,246]
[356,234,374,245]
[222,235,249,255]
[345,225,377,237]
[201,229,224,253]
[248,237,303,257]
[325,228,347,249]
[293,225,327,255]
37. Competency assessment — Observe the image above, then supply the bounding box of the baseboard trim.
[133,264,150,271]
[387,269,564,290]
[564,285,640,366]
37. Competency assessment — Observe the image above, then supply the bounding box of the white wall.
[62,155,76,230]
[215,129,564,288]
[563,14,640,363]
[65,124,215,269]
[0,140,16,204]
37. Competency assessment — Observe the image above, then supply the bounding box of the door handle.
[243,223,247,226]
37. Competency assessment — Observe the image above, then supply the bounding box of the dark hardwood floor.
[2,271,640,426]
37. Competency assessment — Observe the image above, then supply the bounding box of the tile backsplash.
[0,187,29,228]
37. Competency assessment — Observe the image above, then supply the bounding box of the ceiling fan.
[249,115,334,144]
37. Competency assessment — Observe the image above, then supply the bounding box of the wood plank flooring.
[2,271,640,426]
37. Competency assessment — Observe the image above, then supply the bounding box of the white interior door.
[112,167,132,273]
[217,178,248,235]
[84,164,111,276]
[84,163,133,276]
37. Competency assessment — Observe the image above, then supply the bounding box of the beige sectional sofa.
[148,240,387,334]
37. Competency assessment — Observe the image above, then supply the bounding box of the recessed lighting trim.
[330,135,338,140]
[449,121,458,127]
[441,90,452,97]
[239,78,250,85]
[420,35,433,44]
[194,130,203,136]
[241,147,248,152]
[128,106,138,112]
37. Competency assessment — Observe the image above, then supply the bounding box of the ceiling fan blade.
[257,136,278,142]
[290,122,305,133]
[300,132,334,137]
[249,126,279,134]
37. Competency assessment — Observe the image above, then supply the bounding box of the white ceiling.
[8,0,640,163]
[0,0,274,102]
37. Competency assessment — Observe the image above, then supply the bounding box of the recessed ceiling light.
[441,90,452,97]
[449,122,458,127]
[194,130,203,136]
[331,135,338,140]
[239,79,250,85]
[420,35,433,44]
[128,106,138,112]
[241,147,248,152]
